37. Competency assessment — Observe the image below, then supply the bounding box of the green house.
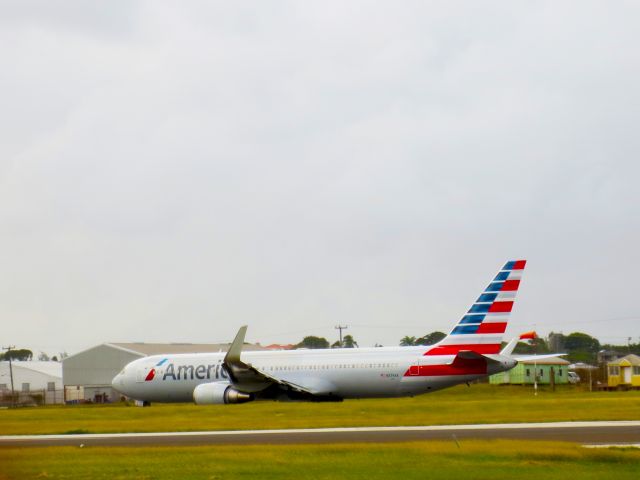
[490,356,570,385]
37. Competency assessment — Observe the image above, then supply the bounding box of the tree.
[2,349,33,361]
[512,337,550,354]
[415,331,446,346]
[296,336,330,349]
[564,332,600,352]
[564,332,600,363]
[400,336,416,346]
[38,352,50,361]
[342,335,358,348]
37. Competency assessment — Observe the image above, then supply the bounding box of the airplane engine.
[193,382,254,405]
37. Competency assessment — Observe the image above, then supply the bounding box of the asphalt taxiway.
[1,421,639,447]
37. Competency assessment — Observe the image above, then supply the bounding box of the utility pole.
[2,346,15,408]
[532,325,538,396]
[335,325,348,348]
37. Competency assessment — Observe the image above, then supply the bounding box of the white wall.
[0,361,62,393]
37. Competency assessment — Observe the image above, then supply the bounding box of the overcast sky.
[1,1,639,356]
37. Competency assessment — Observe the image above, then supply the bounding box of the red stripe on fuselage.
[404,357,487,377]
[424,344,501,355]
[476,322,507,334]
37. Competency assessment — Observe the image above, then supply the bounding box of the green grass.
[1,385,639,436]
[1,440,639,480]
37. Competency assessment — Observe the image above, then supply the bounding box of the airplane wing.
[223,326,315,395]
[511,353,567,362]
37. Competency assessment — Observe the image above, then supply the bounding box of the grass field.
[1,385,639,435]
[1,440,639,480]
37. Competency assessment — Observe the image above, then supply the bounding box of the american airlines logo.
[153,362,230,381]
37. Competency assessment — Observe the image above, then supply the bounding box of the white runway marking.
[583,443,640,448]
[2,420,640,442]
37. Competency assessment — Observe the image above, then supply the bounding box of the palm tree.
[400,336,416,346]
[342,335,358,348]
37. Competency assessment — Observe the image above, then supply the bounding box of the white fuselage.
[112,346,513,403]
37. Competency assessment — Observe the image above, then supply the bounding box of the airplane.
[112,259,557,405]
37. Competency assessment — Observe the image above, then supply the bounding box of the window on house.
[609,366,620,375]
[47,382,55,391]
[0,384,7,391]
[526,369,530,377]
[633,366,640,375]
[539,369,543,376]
[21,383,30,392]
[558,369,562,376]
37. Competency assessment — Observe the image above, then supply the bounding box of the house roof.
[608,354,640,366]
[106,342,268,356]
[518,356,570,365]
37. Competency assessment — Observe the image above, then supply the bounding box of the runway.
[1,421,639,447]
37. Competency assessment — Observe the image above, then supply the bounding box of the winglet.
[224,325,248,366]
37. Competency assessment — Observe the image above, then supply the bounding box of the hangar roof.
[1,361,62,379]
[106,342,268,356]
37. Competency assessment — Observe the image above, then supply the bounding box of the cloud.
[0,1,639,352]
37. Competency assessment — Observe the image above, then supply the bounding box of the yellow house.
[607,354,640,388]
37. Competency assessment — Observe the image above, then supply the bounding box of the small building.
[598,349,624,365]
[490,356,570,385]
[63,342,267,403]
[0,361,63,405]
[607,354,640,389]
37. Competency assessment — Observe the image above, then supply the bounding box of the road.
[1,421,639,447]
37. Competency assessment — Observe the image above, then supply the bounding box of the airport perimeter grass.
[1,385,639,436]
[1,440,640,480]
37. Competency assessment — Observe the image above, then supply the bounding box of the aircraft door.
[407,357,423,376]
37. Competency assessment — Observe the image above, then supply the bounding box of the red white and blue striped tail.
[425,260,526,356]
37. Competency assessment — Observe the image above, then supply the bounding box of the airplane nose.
[111,373,124,392]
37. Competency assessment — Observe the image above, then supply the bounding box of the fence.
[0,389,65,406]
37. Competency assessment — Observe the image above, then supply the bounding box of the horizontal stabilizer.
[500,338,520,357]
[451,350,501,366]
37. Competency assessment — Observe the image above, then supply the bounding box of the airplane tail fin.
[426,260,526,356]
